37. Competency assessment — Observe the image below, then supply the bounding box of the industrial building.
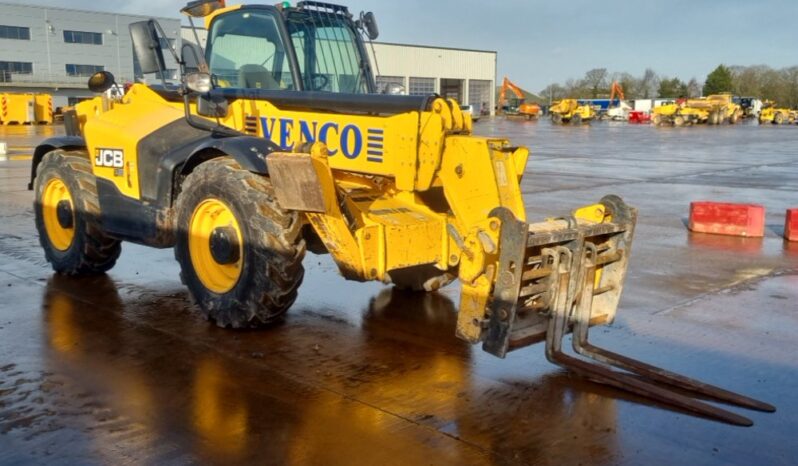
[367,42,496,115]
[0,2,181,108]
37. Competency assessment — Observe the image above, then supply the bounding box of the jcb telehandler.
[29,0,773,425]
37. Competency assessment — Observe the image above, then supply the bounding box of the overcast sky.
[15,0,798,93]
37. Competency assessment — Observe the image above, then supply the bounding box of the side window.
[288,15,368,94]
[207,10,294,90]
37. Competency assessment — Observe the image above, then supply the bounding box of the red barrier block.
[689,201,765,237]
[786,209,798,241]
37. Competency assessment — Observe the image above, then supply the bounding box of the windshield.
[206,9,295,90]
[286,11,370,93]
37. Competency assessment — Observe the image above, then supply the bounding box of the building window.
[0,61,33,74]
[66,64,104,77]
[468,79,492,113]
[376,76,404,93]
[0,61,32,82]
[409,77,435,96]
[63,30,103,45]
[0,25,30,40]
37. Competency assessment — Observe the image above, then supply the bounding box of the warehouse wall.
[0,2,180,107]
[366,42,497,115]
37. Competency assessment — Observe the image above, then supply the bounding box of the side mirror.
[357,11,379,40]
[197,93,228,118]
[88,71,116,93]
[130,20,167,75]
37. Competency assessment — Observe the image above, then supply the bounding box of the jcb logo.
[94,148,124,168]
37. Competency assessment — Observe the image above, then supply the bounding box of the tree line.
[539,65,798,107]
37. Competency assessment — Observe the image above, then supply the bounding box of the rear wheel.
[175,157,306,327]
[673,115,685,127]
[652,114,662,126]
[570,113,582,125]
[550,113,562,124]
[33,150,121,274]
[774,112,784,125]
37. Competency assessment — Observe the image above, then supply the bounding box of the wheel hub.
[188,198,243,294]
[41,177,75,251]
[56,200,74,229]
[209,226,240,265]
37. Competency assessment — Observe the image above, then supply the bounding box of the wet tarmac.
[1,120,797,465]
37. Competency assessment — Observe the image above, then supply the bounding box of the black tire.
[673,115,685,127]
[33,150,121,275]
[551,113,562,124]
[774,112,784,125]
[388,265,454,292]
[570,113,582,125]
[174,157,306,328]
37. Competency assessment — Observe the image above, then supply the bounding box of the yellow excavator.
[29,0,773,425]
[497,76,541,119]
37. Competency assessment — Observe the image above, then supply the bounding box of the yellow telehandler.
[29,0,773,425]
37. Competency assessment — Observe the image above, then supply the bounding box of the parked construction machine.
[759,101,794,125]
[652,94,742,126]
[549,98,595,124]
[604,81,631,121]
[497,77,540,119]
[29,0,773,425]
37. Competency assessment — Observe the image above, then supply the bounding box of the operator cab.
[196,1,380,94]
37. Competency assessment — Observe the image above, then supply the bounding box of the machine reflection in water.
[40,276,620,465]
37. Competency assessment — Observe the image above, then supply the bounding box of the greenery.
[539,64,798,106]
[703,65,733,95]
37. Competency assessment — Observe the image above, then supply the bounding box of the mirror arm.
[182,93,241,138]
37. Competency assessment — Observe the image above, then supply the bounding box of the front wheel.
[174,157,306,328]
[570,113,582,125]
[33,150,121,275]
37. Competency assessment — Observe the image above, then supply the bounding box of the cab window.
[207,9,294,90]
[287,12,369,93]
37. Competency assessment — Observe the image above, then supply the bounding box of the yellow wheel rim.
[41,178,75,251]
[188,198,243,294]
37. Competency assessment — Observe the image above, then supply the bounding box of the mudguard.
[182,135,278,176]
[28,136,87,190]
[154,134,280,207]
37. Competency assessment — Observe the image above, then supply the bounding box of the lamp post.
[107,20,121,79]
[44,17,53,78]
